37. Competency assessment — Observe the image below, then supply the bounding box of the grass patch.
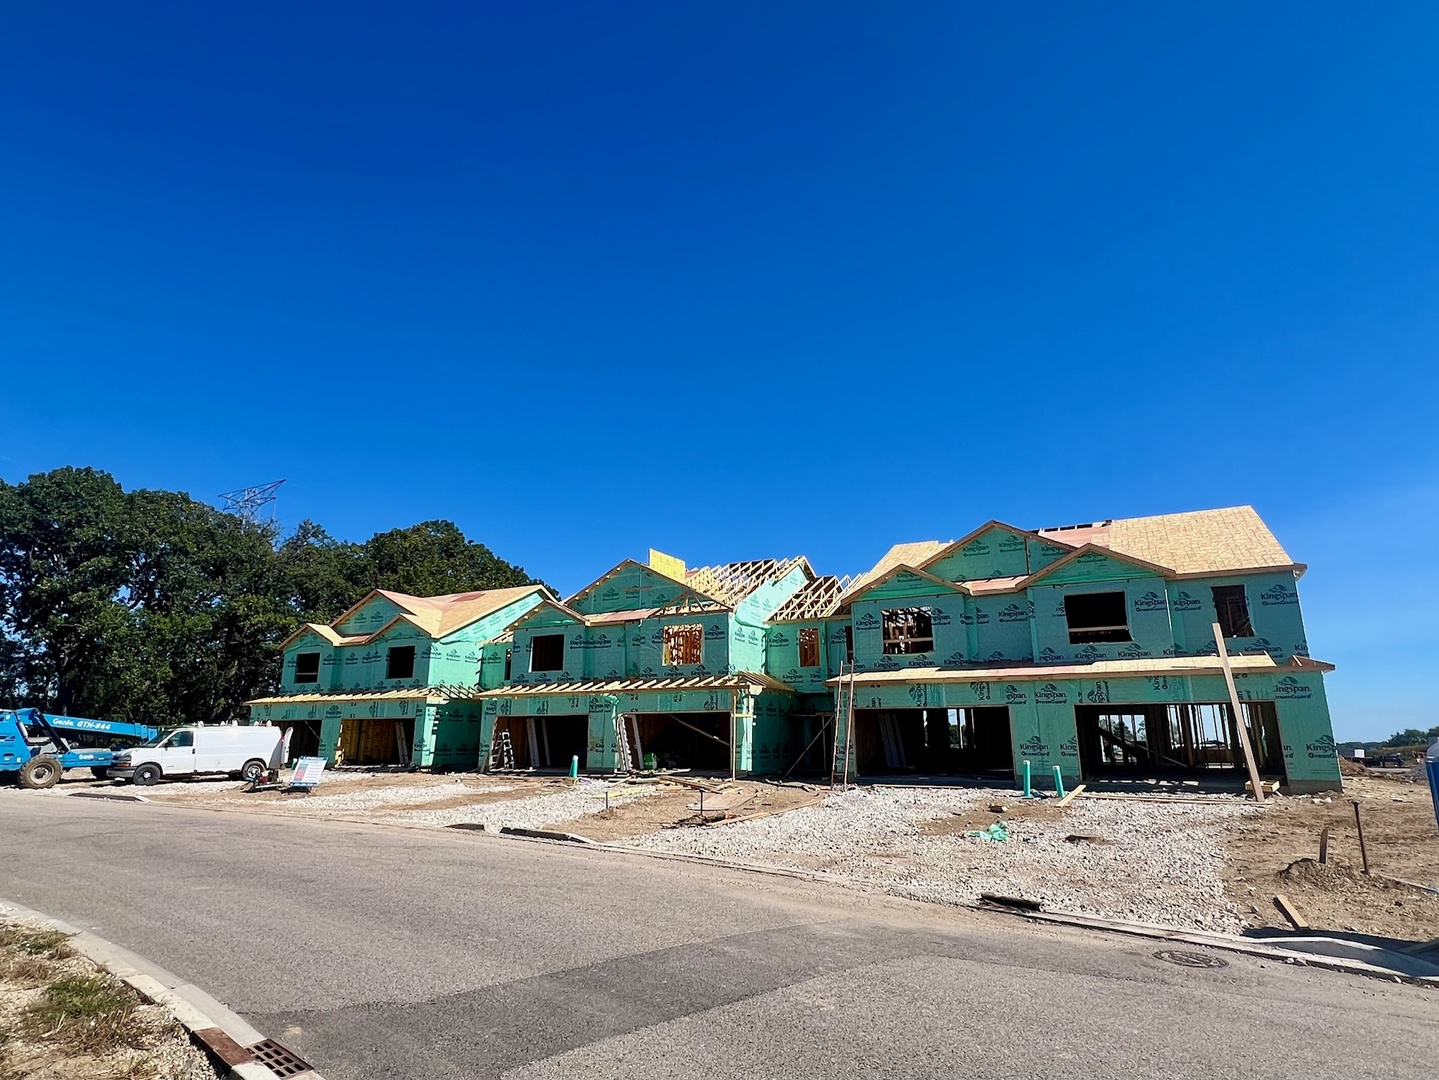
[25,974,131,1029]
[0,926,70,959]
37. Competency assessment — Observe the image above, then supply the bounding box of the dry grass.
[0,920,218,1080]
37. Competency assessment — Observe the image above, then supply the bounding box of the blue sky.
[2,3,1436,739]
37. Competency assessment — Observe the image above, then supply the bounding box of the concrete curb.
[0,898,325,1079]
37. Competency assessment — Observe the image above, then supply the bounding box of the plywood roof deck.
[1035,506,1299,576]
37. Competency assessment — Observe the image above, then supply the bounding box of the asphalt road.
[1,793,1435,1079]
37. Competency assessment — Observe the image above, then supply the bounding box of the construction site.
[245,505,1343,795]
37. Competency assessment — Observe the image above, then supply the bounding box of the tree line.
[0,468,543,725]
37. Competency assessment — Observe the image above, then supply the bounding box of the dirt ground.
[1222,768,1439,940]
[546,779,825,842]
[0,921,216,1080]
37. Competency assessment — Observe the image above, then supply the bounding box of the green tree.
[0,469,545,724]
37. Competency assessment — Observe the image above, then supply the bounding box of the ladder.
[830,662,857,788]
[489,729,515,772]
[614,714,634,774]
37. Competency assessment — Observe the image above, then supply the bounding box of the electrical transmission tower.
[218,479,285,524]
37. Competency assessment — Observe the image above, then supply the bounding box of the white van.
[109,725,284,786]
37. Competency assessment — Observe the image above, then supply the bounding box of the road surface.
[1,793,1434,1079]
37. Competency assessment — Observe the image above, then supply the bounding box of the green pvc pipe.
[1022,759,1031,798]
[569,755,579,778]
[1053,765,1066,799]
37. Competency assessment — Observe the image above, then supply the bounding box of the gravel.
[370,778,648,830]
[623,786,1262,933]
[272,778,519,814]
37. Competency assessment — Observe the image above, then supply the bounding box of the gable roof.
[287,585,547,650]
[841,541,948,603]
[836,563,965,611]
[1020,542,1173,587]
[918,520,1068,574]
[1035,506,1300,577]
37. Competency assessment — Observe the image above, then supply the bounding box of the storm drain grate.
[1153,949,1228,969]
[247,1039,313,1077]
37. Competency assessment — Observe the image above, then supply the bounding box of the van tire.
[19,756,62,790]
[132,764,161,786]
[90,767,109,781]
[240,759,267,783]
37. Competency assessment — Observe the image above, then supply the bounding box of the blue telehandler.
[0,708,160,789]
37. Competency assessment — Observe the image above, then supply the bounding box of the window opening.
[386,645,416,680]
[798,627,820,668]
[1064,592,1131,644]
[295,652,320,684]
[530,634,565,672]
[882,607,933,654]
[662,624,703,666]
[1212,584,1254,638]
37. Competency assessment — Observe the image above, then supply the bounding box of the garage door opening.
[339,717,415,767]
[853,708,1012,775]
[1075,702,1283,777]
[622,712,731,772]
[276,722,321,764]
[488,714,589,772]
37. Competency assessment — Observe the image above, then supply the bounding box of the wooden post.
[1353,800,1370,873]
[1213,624,1265,804]
[1318,826,1330,864]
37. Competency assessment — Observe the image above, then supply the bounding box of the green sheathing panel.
[926,526,1030,582]
[570,563,695,615]
[846,671,1339,790]
[430,700,485,768]
[479,641,509,689]
[281,630,337,692]
[728,618,765,674]
[735,563,809,625]
[967,593,1033,665]
[849,590,964,674]
[1027,538,1070,571]
[335,595,406,636]
[1028,572,1171,666]
[750,691,799,774]
[766,622,830,693]
[1032,549,1161,587]
[335,618,431,693]
[1270,675,1341,792]
[1167,572,1309,662]
[250,694,429,764]
[429,596,543,687]
[510,611,586,684]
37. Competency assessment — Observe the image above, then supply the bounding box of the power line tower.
[218,479,285,524]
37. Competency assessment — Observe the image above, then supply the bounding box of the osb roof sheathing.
[843,541,948,599]
[1037,506,1299,577]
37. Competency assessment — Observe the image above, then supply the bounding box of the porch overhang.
[824,653,1334,687]
[245,687,459,708]
[468,671,795,698]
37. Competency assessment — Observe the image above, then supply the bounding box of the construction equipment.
[489,729,515,772]
[0,708,159,790]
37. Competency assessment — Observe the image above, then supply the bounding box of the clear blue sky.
[2,3,1436,740]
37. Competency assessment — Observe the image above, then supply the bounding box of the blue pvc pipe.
[1022,759,1032,798]
[1053,765,1066,799]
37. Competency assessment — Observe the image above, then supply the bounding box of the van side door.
[160,729,197,775]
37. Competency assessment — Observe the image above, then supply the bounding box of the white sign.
[290,756,327,788]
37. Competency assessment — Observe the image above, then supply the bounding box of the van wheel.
[240,759,267,783]
[132,764,161,786]
[19,756,62,790]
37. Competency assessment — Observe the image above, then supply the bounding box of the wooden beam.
[1214,623,1265,804]
[1057,782,1086,807]
[1274,893,1309,930]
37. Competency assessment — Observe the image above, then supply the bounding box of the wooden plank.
[1056,783,1086,808]
[1214,623,1265,804]
[1274,893,1309,930]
